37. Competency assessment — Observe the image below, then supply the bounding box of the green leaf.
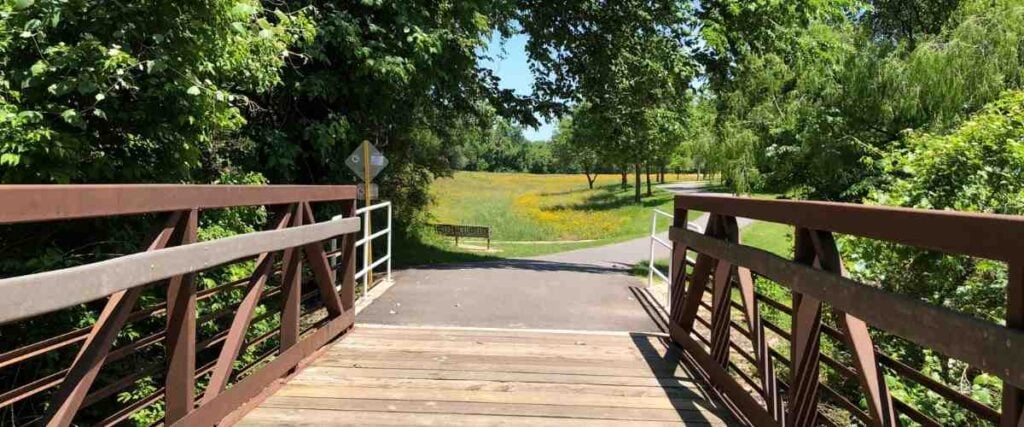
[186,86,201,96]
[13,0,33,10]
[30,61,47,76]
[0,153,20,166]
[231,2,257,18]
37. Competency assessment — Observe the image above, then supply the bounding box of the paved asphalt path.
[358,182,754,332]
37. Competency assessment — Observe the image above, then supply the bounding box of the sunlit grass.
[741,221,793,257]
[430,171,700,242]
[393,171,704,264]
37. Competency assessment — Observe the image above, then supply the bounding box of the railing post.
[387,202,393,282]
[362,204,370,297]
[723,215,783,422]
[677,215,723,332]
[788,227,823,427]
[279,204,305,350]
[669,203,688,325]
[300,202,345,317]
[165,209,199,424]
[1003,263,1024,427]
[811,231,896,427]
[649,210,659,288]
[339,199,357,312]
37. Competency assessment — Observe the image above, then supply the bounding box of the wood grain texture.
[235,326,737,426]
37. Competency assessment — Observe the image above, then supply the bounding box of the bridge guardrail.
[332,200,392,300]
[668,194,1024,426]
[0,185,361,426]
[647,208,701,289]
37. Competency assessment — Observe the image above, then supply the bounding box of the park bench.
[431,223,491,249]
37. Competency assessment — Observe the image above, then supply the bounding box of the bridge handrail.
[331,200,393,300]
[647,208,700,288]
[0,185,362,427]
[668,194,1023,426]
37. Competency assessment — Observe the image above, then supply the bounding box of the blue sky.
[479,33,555,141]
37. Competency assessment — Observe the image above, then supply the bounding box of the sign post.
[346,141,388,292]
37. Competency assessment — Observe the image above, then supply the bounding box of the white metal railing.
[332,201,392,299]
[648,209,702,288]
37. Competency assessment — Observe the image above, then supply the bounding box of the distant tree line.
[447,117,560,174]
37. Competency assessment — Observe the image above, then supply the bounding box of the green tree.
[551,112,603,188]
[518,0,696,202]
[0,0,310,184]
[845,90,1024,424]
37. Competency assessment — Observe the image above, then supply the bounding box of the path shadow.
[627,285,741,425]
[629,286,669,333]
[392,233,504,268]
[537,187,594,197]
[407,259,625,275]
[628,332,734,424]
[546,188,673,212]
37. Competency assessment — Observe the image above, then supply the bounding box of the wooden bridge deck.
[237,325,736,426]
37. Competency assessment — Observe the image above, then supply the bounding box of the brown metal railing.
[0,185,360,426]
[668,194,1024,427]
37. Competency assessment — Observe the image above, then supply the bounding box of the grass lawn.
[740,221,793,257]
[395,171,703,265]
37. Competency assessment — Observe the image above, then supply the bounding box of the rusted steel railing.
[668,194,1024,427]
[0,185,360,426]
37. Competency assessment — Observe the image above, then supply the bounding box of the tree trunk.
[645,163,653,197]
[659,164,666,183]
[620,168,628,189]
[633,163,642,203]
[584,166,596,189]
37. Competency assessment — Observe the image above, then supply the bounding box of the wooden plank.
[334,337,664,360]
[293,366,696,387]
[671,226,1024,389]
[257,396,726,423]
[339,333,657,348]
[352,326,660,343]
[674,193,1024,261]
[0,217,360,324]
[0,184,356,224]
[239,407,707,426]
[337,329,673,351]
[234,326,739,426]
[318,348,684,371]
[285,375,704,399]
[274,383,718,411]
[314,357,683,378]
